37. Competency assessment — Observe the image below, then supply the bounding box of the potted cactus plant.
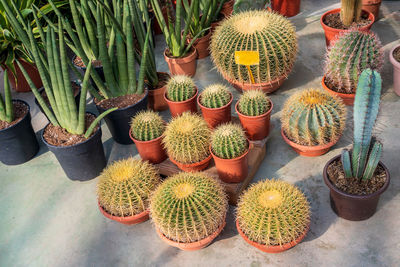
[210,10,297,93]
[164,75,198,117]
[235,90,273,141]
[389,43,400,96]
[129,111,167,164]
[281,89,346,157]
[0,72,39,165]
[323,69,390,221]
[236,179,310,253]
[150,172,228,251]
[97,158,161,225]
[198,84,232,128]
[163,112,212,172]
[210,123,249,183]
[322,30,383,106]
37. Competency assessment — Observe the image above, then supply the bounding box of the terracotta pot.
[362,0,381,21]
[98,202,149,225]
[169,154,212,172]
[323,155,390,221]
[198,92,232,129]
[165,87,198,117]
[281,128,339,157]
[320,8,375,47]
[164,48,198,77]
[220,0,234,17]
[272,0,301,17]
[235,100,273,141]
[129,131,167,164]
[236,220,309,253]
[187,30,211,59]
[147,72,170,111]
[155,221,226,251]
[227,73,288,94]
[389,44,400,96]
[1,60,42,93]
[210,144,249,183]
[322,76,355,106]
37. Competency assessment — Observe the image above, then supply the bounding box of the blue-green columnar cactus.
[233,0,269,13]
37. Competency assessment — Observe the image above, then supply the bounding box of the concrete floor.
[1,1,400,266]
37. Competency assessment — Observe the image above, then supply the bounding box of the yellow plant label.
[234,51,260,66]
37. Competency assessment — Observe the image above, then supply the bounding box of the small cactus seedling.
[281,89,346,146]
[211,123,248,159]
[163,112,211,164]
[166,75,197,102]
[325,30,383,94]
[237,90,271,116]
[233,0,269,13]
[97,158,161,217]
[0,71,14,123]
[130,111,165,141]
[150,172,228,243]
[200,84,231,109]
[237,179,310,246]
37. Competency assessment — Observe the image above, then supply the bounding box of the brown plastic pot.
[187,30,211,59]
[98,202,149,225]
[272,0,301,17]
[389,44,400,96]
[1,60,42,93]
[198,92,232,129]
[235,100,273,141]
[169,154,212,172]
[322,76,355,106]
[362,0,381,21]
[164,48,198,77]
[129,131,167,164]
[165,87,198,117]
[281,128,339,157]
[227,74,287,94]
[220,0,234,17]
[320,8,375,47]
[323,155,390,221]
[147,72,170,111]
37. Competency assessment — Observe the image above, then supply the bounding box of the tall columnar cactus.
[0,71,14,123]
[97,158,161,217]
[341,69,382,180]
[210,11,297,84]
[237,90,271,116]
[211,123,248,159]
[237,179,310,246]
[340,0,362,26]
[281,89,346,146]
[163,112,211,164]
[233,0,269,13]
[200,84,231,108]
[325,30,383,94]
[130,111,165,141]
[166,75,197,102]
[150,172,228,243]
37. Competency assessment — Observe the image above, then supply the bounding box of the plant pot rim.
[236,220,309,253]
[164,87,198,105]
[0,99,30,133]
[72,55,103,70]
[98,201,149,224]
[96,89,149,112]
[163,47,198,63]
[197,91,233,111]
[186,28,212,43]
[235,98,273,119]
[210,141,250,162]
[389,44,400,68]
[323,154,390,199]
[226,73,288,93]
[281,128,340,151]
[362,0,382,5]
[322,75,355,98]
[169,153,212,168]
[320,8,375,33]
[129,129,164,145]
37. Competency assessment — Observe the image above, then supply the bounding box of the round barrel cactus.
[166,75,197,102]
[237,179,310,246]
[130,111,165,141]
[211,123,248,159]
[200,84,232,108]
[210,10,297,85]
[281,89,346,146]
[237,90,271,116]
[150,172,228,243]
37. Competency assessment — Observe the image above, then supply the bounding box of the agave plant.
[0,70,13,123]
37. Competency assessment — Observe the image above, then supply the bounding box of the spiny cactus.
[211,123,248,159]
[130,111,165,141]
[325,30,383,94]
[237,90,271,116]
[237,179,310,246]
[97,158,161,217]
[0,71,14,123]
[281,89,347,146]
[200,84,232,108]
[166,75,197,102]
[150,172,228,243]
[341,69,382,180]
[233,0,269,13]
[210,10,297,84]
[163,112,211,164]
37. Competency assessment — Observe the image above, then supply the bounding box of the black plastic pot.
[0,100,39,165]
[323,155,390,221]
[72,56,105,89]
[41,114,107,181]
[95,91,149,144]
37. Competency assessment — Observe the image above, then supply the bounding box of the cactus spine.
[0,71,14,123]
[237,90,271,116]
[200,84,231,108]
[281,89,346,146]
[237,179,310,246]
[233,0,268,13]
[211,123,248,159]
[130,111,165,141]
[325,30,383,94]
[166,75,197,102]
[150,172,228,243]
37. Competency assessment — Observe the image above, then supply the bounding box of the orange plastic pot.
[362,0,381,21]
[129,131,167,164]
[98,202,149,225]
[147,72,170,111]
[320,8,374,47]
[198,92,232,129]
[322,76,355,106]
[169,154,212,172]
[165,87,198,117]
[220,0,234,17]
[1,60,42,93]
[236,220,309,253]
[227,74,287,94]
[281,128,339,157]
[235,100,273,141]
[188,30,211,59]
[272,0,301,17]
[164,48,197,77]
